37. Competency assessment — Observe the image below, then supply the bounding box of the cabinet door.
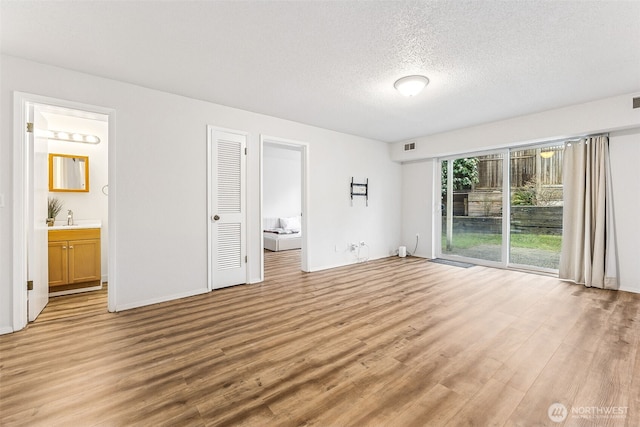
[48,241,69,287]
[68,239,101,283]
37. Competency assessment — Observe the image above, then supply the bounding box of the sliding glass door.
[441,153,504,264]
[440,144,564,272]
[509,145,564,270]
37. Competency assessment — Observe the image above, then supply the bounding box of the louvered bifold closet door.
[209,129,247,289]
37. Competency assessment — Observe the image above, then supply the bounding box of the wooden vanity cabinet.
[48,228,101,291]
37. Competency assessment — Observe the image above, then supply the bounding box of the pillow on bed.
[263,217,281,230]
[279,216,301,232]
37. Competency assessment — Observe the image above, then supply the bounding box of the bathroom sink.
[49,221,101,230]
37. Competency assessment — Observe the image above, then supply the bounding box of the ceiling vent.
[404,142,416,151]
[634,97,640,109]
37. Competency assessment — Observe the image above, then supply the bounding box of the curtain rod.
[516,133,610,150]
[436,133,611,161]
[565,132,609,141]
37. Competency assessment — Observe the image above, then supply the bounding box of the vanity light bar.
[35,129,101,144]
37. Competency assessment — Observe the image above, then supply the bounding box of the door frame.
[259,134,310,281]
[12,92,116,332]
[206,125,249,290]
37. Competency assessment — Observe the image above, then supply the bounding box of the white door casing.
[12,92,116,333]
[27,106,49,321]
[208,127,247,289]
[259,135,310,281]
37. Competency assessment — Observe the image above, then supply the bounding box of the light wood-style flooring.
[34,283,109,323]
[1,250,639,426]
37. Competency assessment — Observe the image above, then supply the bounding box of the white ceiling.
[2,1,639,142]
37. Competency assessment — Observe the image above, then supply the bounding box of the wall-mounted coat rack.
[350,177,368,207]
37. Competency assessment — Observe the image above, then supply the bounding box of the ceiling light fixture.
[394,75,429,97]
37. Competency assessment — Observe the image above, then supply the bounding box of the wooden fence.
[476,147,564,189]
[442,206,563,235]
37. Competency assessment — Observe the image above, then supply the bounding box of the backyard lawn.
[441,232,562,269]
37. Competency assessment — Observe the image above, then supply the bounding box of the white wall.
[401,160,437,258]
[391,92,640,161]
[44,113,109,281]
[307,139,401,270]
[0,55,402,332]
[397,93,640,293]
[263,144,301,220]
[609,128,640,293]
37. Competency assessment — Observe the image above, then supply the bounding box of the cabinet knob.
[69,246,74,249]
[62,246,67,249]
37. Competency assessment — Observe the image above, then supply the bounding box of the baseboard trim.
[49,284,102,297]
[619,284,640,294]
[115,287,209,312]
[0,326,15,335]
[308,254,388,273]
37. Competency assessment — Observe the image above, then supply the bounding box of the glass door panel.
[509,146,564,269]
[442,154,504,263]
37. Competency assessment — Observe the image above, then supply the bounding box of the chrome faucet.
[67,209,74,226]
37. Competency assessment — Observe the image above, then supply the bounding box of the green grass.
[442,232,500,249]
[511,233,562,252]
[440,231,562,269]
[441,232,562,251]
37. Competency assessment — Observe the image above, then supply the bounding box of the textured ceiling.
[2,1,639,142]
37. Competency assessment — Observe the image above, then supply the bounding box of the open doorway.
[38,105,109,321]
[13,93,114,330]
[260,136,309,280]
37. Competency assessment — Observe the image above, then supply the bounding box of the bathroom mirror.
[49,153,89,192]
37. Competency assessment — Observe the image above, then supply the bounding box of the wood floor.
[34,283,109,323]
[1,250,639,426]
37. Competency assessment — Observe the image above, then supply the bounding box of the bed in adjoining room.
[263,216,302,251]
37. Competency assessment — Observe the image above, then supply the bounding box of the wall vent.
[404,142,416,151]
[634,97,640,109]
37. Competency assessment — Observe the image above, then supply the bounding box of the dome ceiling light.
[394,75,429,97]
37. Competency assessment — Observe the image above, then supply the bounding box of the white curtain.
[559,135,617,289]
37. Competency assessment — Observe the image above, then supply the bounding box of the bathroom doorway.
[13,93,115,329]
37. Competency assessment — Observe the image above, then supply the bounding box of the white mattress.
[264,231,302,251]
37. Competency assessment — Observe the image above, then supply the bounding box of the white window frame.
[436,141,564,274]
